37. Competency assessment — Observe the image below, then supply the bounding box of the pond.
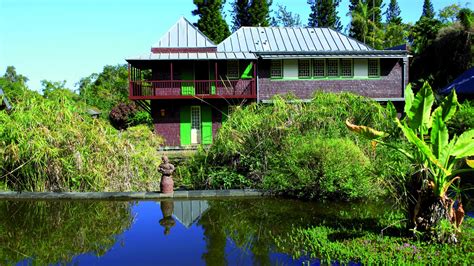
[0,198,472,265]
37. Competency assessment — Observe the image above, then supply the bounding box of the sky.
[0,0,467,91]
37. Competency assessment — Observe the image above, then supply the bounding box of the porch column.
[214,61,218,90]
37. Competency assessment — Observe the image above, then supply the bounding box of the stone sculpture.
[159,156,175,193]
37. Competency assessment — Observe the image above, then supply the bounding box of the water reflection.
[0,200,133,265]
[159,201,175,235]
[0,198,402,265]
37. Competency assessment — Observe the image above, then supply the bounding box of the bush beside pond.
[0,85,163,191]
[179,92,411,200]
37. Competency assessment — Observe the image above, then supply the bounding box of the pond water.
[1,198,471,266]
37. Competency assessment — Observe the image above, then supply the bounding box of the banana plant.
[346,82,474,200]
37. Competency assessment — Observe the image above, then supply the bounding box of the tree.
[3,66,28,84]
[385,0,401,25]
[231,0,251,31]
[439,4,461,24]
[457,8,474,30]
[248,0,272,27]
[77,64,129,112]
[349,0,382,44]
[421,0,435,19]
[307,0,342,31]
[272,4,301,27]
[384,0,404,48]
[192,0,230,43]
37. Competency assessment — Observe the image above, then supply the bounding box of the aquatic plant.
[347,82,474,242]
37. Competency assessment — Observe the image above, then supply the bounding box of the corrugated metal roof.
[152,17,216,48]
[218,27,373,53]
[127,52,256,61]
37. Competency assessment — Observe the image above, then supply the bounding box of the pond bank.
[0,189,266,200]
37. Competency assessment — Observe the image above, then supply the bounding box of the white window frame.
[312,59,326,78]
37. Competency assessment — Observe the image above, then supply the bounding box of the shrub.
[447,100,474,136]
[0,89,163,192]
[180,92,407,200]
[109,102,137,130]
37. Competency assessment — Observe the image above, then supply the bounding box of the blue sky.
[0,0,466,91]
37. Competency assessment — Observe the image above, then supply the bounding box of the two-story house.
[126,17,409,147]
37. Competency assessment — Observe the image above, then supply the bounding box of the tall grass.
[0,87,163,191]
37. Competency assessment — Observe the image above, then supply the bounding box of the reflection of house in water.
[172,200,209,228]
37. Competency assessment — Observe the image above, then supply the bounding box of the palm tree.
[351,0,380,47]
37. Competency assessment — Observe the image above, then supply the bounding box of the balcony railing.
[129,79,256,99]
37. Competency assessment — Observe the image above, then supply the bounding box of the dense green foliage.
[447,100,474,136]
[231,0,251,31]
[0,72,162,192]
[421,0,435,19]
[0,200,133,265]
[386,0,402,25]
[77,64,129,114]
[307,0,342,31]
[180,93,409,200]
[276,218,474,264]
[248,0,272,27]
[192,0,230,43]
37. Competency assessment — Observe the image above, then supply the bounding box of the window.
[227,61,239,79]
[340,59,353,77]
[327,59,339,77]
[271,60,283,78]
[368,59,380,77]
[312,59,325,78]
[298,59,311,78]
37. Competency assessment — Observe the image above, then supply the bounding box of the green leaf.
[404,84,414,116]
[407,82,434,135]
[396,119,448,175]
[440,89,458,122]
[386,101,397,121]
[430,108,448,159]
[452,129,474,158]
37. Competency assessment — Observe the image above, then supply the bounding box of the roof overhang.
[126,52,257,62]
[257,50,408,59]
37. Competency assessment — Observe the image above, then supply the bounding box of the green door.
[181,66,195,95]
[180,106,191,146]
[201,105,213,145]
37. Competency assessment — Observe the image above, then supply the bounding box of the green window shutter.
[241,62,253,79]
[181,69,195,95]
[201,105,213,145]
[180,106,191,146]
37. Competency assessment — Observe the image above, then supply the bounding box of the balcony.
[129,79,256,100]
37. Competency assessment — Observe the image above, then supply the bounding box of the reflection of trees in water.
[198,198,395,266]
[0,200,133,265]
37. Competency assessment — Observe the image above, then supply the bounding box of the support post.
[214,61,218,93]
[253,61,257,97]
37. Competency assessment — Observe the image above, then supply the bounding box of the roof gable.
[152,17,216,49]
[217,27,373,53]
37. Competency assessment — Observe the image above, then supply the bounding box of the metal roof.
[127,51,256,61]
[258,50,407,59]
[217,27,373,53]
[152,17,216,48]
